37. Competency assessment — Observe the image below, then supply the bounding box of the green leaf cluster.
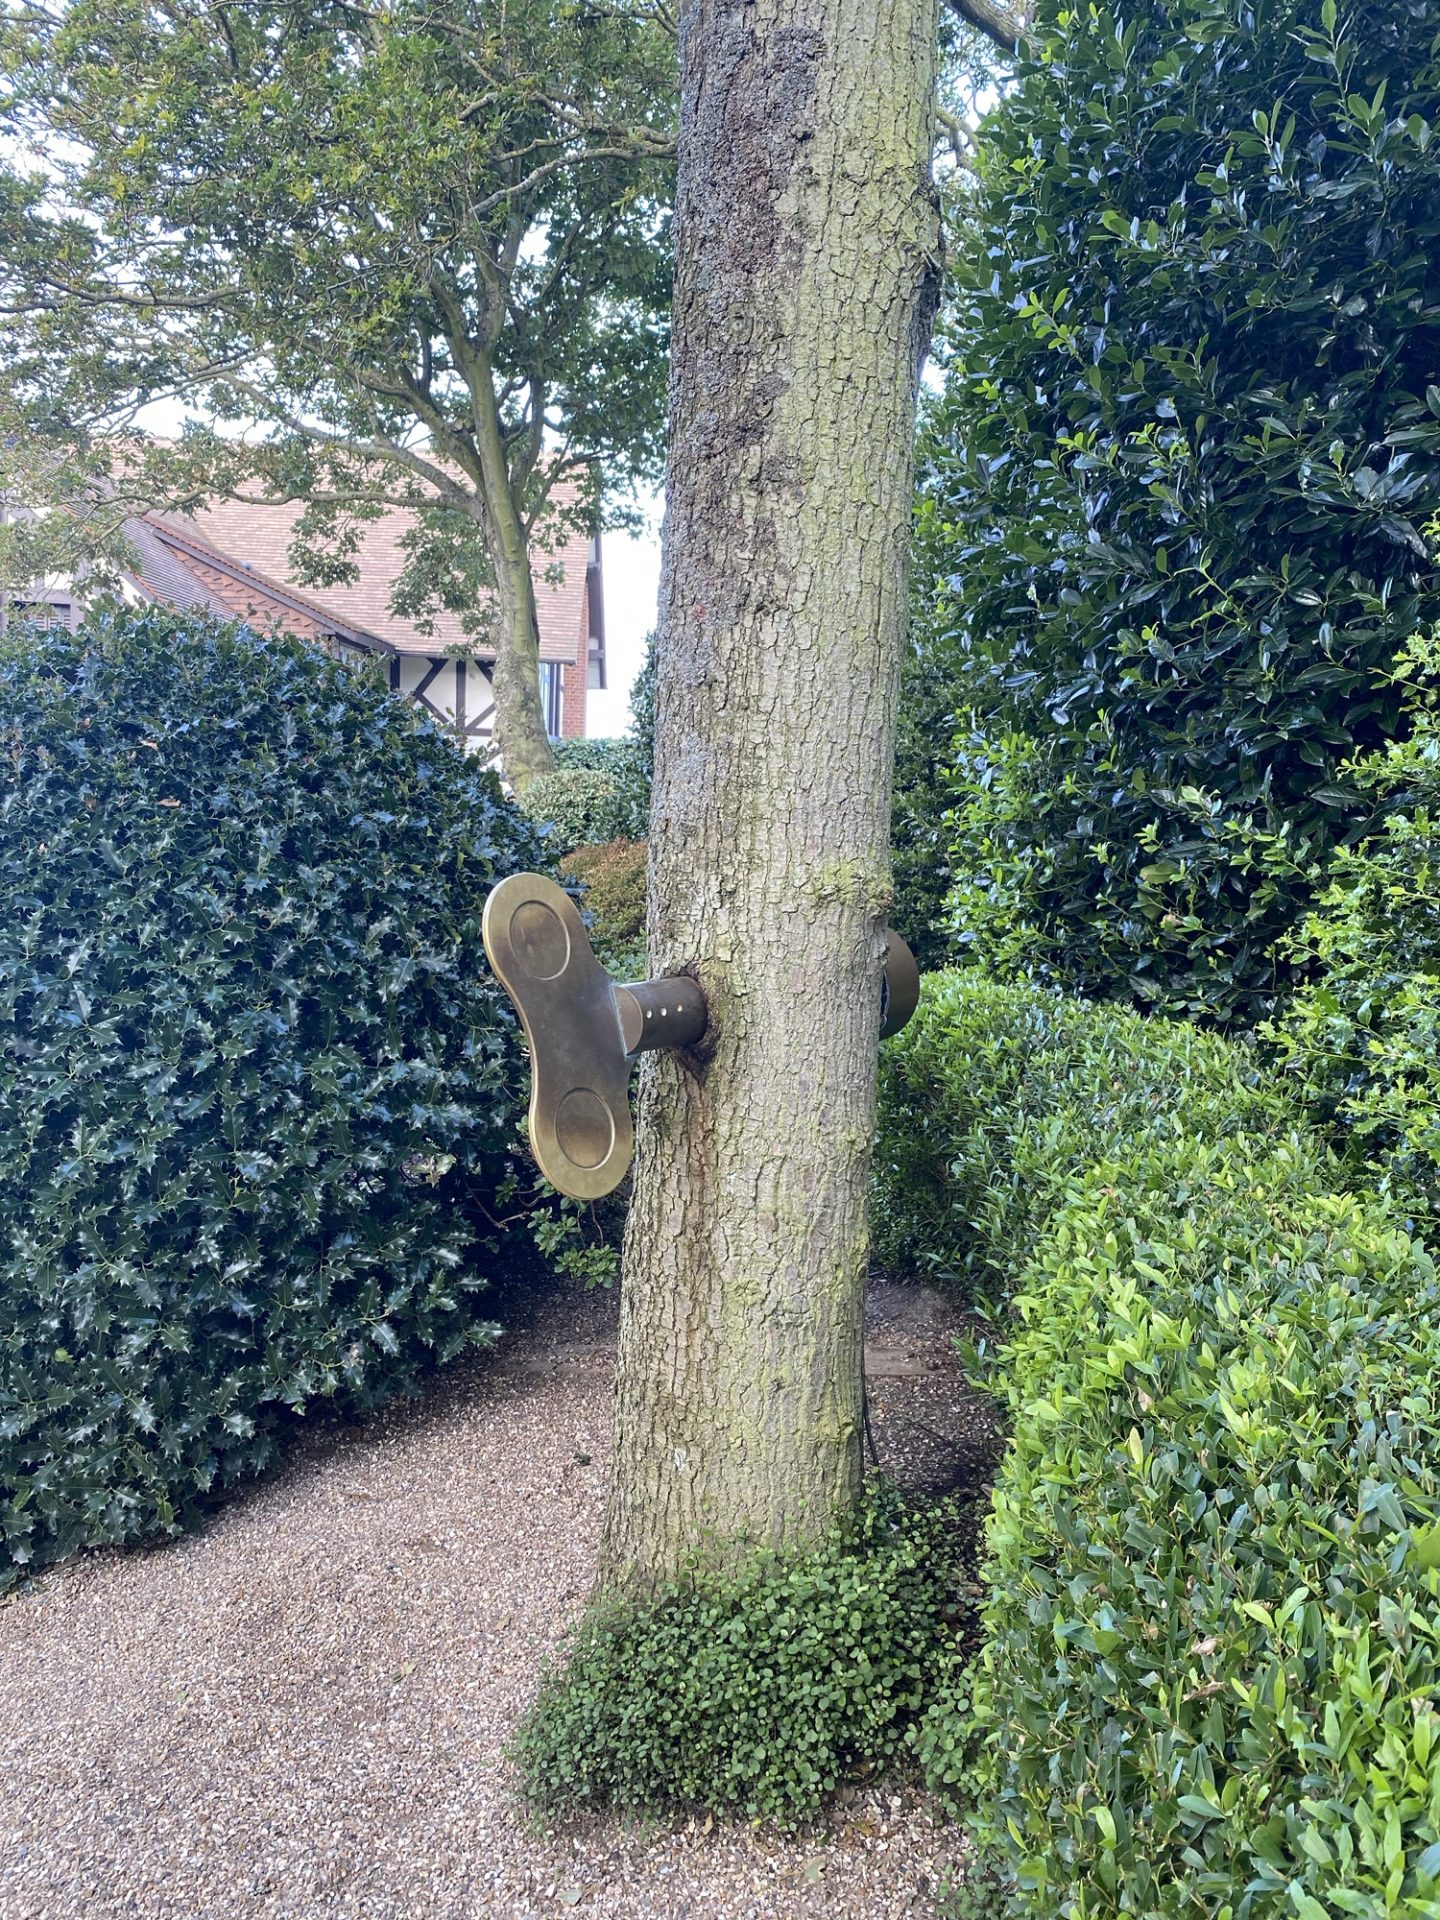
[518,765,637,855]
[0,609,544,1588]
[966,1139,1440,1915]
[558,836,647,978]
[920,0,1440,1023]
[0,0,674,784]
[1268,624,1440,1230]
[873,969,1293,1297]
[544,636,655,844]
[513,1485,978,1830]
[882,975,1440,1906]
[890,628,970,971]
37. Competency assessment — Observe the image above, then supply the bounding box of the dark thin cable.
[861,1364,882,1470]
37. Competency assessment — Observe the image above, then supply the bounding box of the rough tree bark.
[601,0,941,1595]
[487,556,555,794]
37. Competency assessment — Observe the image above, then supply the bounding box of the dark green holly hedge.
[922,0,1440,1024]
[0,611,543,1587]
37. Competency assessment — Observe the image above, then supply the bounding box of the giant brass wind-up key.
[482,872,921,1201]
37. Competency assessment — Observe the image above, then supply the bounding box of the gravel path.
[0,1277,997,1920]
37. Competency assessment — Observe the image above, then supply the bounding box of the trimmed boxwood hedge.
[873,969,1294,1298]
[515,969,1440,1901]
[0,611,543,1587]
[962,1137,1440,1916]
[518,765,634,853]
[874,975,1440,1911]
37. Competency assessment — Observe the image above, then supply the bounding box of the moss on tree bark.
[601,0,942,1596]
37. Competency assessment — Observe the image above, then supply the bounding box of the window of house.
[541,660,563,739]
[10,599,73,631]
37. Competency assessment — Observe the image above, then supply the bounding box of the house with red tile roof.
[23,483,605,750]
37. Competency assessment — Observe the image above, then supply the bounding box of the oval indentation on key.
[554,1087,615,1170]
[510,899,570,979]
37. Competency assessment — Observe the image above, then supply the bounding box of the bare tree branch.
[944,0,1028,55]
[935,102,978,171]
[213,381,473,509]
[469,138,675,218]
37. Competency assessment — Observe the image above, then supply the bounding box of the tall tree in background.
[0,0,675,788]
[601,0,941,1594]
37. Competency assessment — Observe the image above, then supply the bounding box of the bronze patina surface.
[613,976,708,1056]
[482,873,637,1200]
[483,871,921,1200]
[879,929,920,1039]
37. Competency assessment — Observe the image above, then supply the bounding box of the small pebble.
[0,1279,983,1919]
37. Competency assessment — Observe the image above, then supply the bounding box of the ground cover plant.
[917,0,1440,1024]
[0,610,543,1588]
[515,1484,981,1830]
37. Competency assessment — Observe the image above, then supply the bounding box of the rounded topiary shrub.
[0,611,545,1587]
[963,1139,1440,1915]
[518,766,632,853]
[873,970,1296,1298]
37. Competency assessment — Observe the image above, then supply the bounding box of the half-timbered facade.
[83,483,605,753]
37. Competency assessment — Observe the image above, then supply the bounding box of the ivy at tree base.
[514,1484,983,1832]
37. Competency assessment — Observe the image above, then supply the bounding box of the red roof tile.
[149,476,594,662]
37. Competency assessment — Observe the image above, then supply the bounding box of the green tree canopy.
[920,0,1440,1023]
[0,0,676,785]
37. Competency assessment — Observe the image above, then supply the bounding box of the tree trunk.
[601,0,941,1596]
[471,364,557,792]
[488,545,556,793]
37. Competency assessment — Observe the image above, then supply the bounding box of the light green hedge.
[514,969,1440,1905]
[1267,626,1440,1238]
[873,970,1292,1297]
[876,975,1440,1912]
[965,1137,1440,1915]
